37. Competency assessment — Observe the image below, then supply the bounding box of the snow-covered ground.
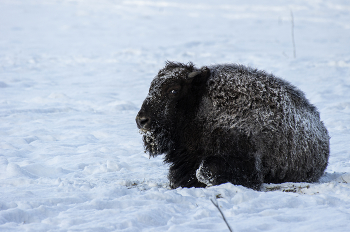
[1,0,350,231]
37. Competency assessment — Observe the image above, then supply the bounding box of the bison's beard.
[140,128,174,158]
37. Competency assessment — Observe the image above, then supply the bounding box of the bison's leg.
[168,163,206,189]
[196,156,262,190]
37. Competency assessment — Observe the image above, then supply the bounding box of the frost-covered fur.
[136,61,330,190]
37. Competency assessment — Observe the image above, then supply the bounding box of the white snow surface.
[1,0,350,231]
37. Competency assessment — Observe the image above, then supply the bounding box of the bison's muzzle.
[136,113,151,131]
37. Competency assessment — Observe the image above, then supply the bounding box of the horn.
[188,71,201,78]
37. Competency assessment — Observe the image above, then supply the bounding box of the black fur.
[136,61,330,190]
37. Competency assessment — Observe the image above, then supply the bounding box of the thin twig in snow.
[210,198,233,232]
[290,10,296,58]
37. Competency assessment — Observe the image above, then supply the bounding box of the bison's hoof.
[196,160,216,186]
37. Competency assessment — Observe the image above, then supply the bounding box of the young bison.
[136,61,330,190]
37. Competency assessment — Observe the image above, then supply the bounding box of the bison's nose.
[136,115,151,130]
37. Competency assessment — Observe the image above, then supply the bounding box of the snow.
[0,0,349,231]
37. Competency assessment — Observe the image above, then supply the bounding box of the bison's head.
[136,61,210,157]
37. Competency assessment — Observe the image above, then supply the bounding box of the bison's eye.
[166,85,181,97]
[170,89,178,95]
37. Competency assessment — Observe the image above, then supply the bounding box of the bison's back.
[204,64,329,184]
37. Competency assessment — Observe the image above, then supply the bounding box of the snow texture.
[0,0,350,231]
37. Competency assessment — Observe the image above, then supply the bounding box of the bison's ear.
[187,67,210,86]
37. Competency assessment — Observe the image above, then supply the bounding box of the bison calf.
[136,61,330,190]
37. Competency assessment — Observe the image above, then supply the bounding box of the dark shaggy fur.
[136,61,330,190]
